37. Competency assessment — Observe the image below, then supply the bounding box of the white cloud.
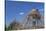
[19,12,24,15]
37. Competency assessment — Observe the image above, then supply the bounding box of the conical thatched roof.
[22,8,44,29]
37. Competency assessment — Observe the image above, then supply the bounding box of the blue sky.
[6,1,44,26]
